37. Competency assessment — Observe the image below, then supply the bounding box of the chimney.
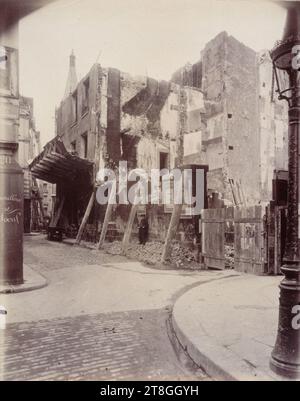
[63,50,78,100]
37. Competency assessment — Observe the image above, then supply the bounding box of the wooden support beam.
[229,179,238,206]
[161,85,187,264]
[50,195,65,227]
[32,165,51,174]
[31,172,58,184]
[161,204,183,263]
[45,154,77,171]
[122,192,139,254]
[239,181,247,207]
[40,158,72,173]
[235,181,244,207]
[74,190,96,245]
[33,164,71,180]
[96,181,116,250]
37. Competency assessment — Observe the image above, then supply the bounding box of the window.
[71,91,78,123]
[43,183,48,193]
[81,132,88,159]
[159,152,169,171]
[82,78,90,115]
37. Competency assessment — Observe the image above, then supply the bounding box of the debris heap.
[104,240,201,269]
[225,244,235,269]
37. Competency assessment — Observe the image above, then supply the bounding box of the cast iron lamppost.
[0,1,57,285]
[270,1,300,379]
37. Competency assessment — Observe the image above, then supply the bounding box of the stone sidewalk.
[0,235,228,381]
[0,265,47,295]
[172,273,296,381]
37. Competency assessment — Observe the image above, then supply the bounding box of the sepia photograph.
[0,0,300,385]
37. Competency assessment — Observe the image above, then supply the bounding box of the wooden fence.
[202,206,266,274]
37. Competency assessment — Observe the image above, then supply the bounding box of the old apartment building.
[38,53,205,240]
[17,96,41,232]
[172,32,288,205]
[18,96,55,232]
[30,31,288,241]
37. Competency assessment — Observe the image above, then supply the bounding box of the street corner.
[0,264,47,295]
[171,274,282,381]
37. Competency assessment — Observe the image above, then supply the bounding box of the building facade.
[30,31,288,242]
[171,31,288,205]
[17,96,41,232]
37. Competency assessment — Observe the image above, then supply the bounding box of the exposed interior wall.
[224,35,261,205]
[56,64,100,162]
[106,68,121,166]
[52,31,290,242]
[201,32,227,196]
[258,51,288,202]
[201,32,278,206]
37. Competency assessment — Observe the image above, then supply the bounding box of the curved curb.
[171,283,279,381]
[0,266,48,294]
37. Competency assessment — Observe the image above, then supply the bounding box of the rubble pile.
[103,241,123,255]
[105,240,200,269]
[170,243,196,268]
[127,241,163,265]
[225,244,235,269]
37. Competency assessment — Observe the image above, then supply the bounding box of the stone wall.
[200,32,288,206]
[258,51,288,202]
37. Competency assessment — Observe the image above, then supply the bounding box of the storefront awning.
[29,137,94,184]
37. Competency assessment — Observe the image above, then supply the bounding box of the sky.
[19,0,286,146]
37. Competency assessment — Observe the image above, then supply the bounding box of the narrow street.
[0,235,217,381]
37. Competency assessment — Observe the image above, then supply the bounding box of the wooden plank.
[234,205,264,274]
[96,181,116,250]
[161,85,187,264]
[50,195,65,227]
[40,158,72,172]
[38,160,74,177]
[32,165,68,179]
[122,193,140,253]
[74,190,96,245]
[229,179,238,206]
[161,204,183,263]
[202,208,225,270]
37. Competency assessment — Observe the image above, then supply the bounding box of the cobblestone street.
[1,309,206,381]
[0,235,218,381]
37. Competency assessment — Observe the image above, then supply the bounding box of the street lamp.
[270,2,300,379]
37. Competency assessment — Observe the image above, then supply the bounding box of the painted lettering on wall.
[0,206,22,225]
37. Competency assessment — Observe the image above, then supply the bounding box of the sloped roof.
[29,136,93,184]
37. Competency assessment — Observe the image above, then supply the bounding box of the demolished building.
[172,32,288,205]
[30,51,205,242]
[30,31,288,245]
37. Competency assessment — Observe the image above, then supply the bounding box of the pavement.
[0,265,47,294]
[0,235,226,381]
[172,273,294,381]
[0,235,294,381]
